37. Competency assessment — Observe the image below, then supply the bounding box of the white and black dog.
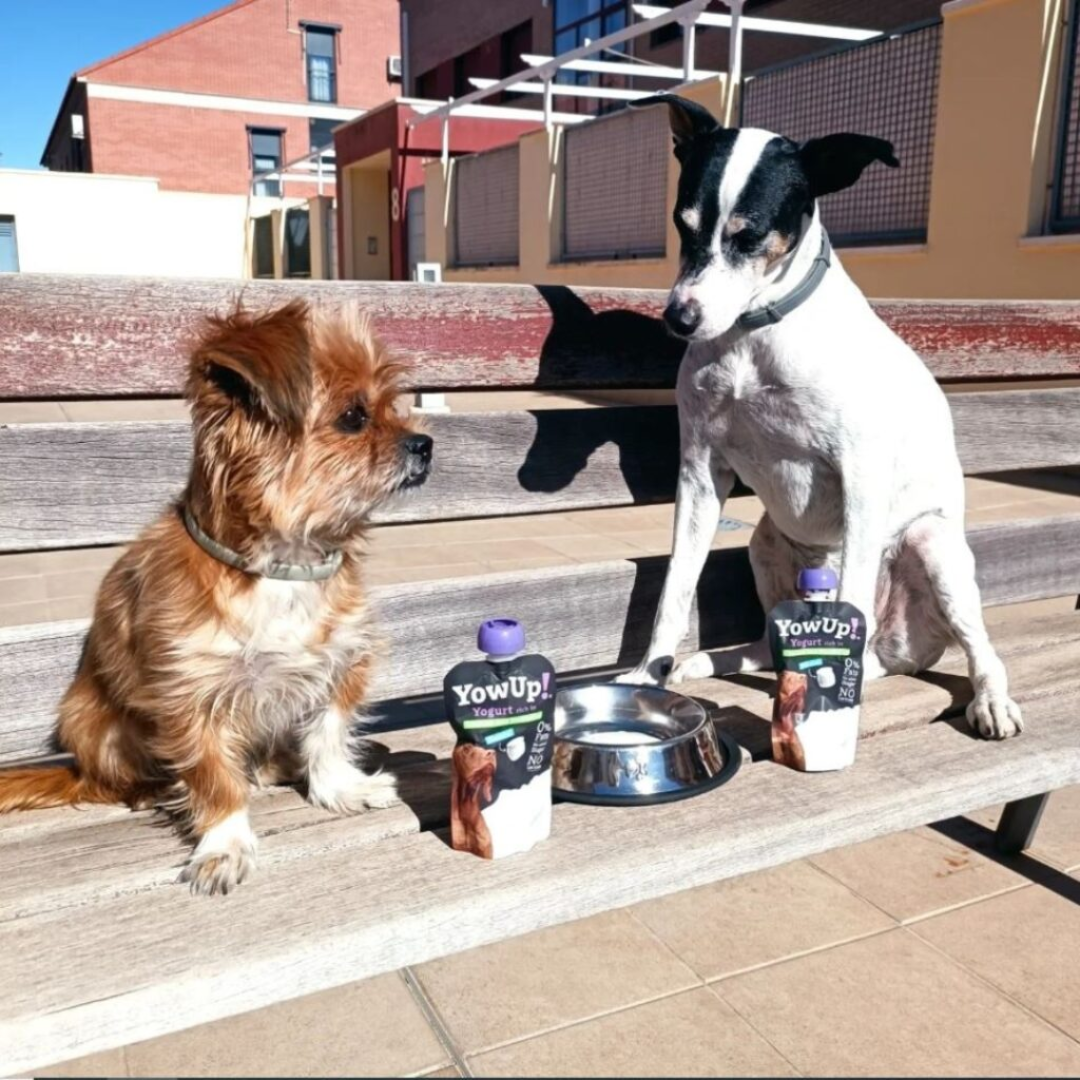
[619,94,1022,740]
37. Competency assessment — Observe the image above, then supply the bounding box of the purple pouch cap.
[797,567,838,592]
[478,617,525,656]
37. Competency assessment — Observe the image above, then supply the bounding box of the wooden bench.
[1,275,1079,1073]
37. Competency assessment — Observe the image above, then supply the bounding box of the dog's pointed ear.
[798,133,899,198]
[190,299,313,435]
[632,93,720,152]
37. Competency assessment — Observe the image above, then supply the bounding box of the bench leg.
[994,793,1050,855]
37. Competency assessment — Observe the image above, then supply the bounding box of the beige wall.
[344,159,391,280]
[0,168,274,278]
[426,0,1080,300]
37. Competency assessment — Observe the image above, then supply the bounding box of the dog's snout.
[663,299,703,338]
[403,433,433,461]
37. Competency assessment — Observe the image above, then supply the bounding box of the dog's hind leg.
[902,514,1022,739]
[671,513,830,683]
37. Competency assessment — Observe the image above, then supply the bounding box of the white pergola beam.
[469,78,651,102]
[633,5,879,41]
[520,53,719,80]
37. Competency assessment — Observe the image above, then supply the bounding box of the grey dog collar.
[182,506,343,582]
[736,230,832,332]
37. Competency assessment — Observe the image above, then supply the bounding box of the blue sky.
[0,1,223,169]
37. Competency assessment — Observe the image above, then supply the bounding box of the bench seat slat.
[2,609,1074,926]
[2,514,1078,768]
[2,390,1078,552]
[3,276,1080,397]
[2,674,1077,1073]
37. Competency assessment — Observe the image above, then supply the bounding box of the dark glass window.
[553,0,628,109]
[309,117,336,152]
[0,216,19,273]
[285,207,311,277]
[306,27,337,104]
[250,128,283,197]
[252,215,275,277]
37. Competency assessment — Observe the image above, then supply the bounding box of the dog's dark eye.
[337,404,368,433]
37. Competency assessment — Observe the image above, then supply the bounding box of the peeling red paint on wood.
[2,276,1079,399]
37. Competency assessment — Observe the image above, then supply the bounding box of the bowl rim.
[553,682,712,750]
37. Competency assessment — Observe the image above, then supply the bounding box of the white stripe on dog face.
[718,128,776,224]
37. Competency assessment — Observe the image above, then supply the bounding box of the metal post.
[727,0,745,124]
[317,152,324,196]
[994,793,1050,855]
[441,98,452,168]
[682,19,697,80]
[543,77,553,130]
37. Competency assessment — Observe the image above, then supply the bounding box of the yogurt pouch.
[444,618,555,859]
[768,569,866,772]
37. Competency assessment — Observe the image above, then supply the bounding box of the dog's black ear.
[632,93,719,151]
[798,133,899,198]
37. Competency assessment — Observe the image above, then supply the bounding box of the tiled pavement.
[5,398,1080,1077]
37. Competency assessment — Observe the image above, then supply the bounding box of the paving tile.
[464,538,570,564]
[122,972,448,1078]
[0,575,46,605]
[411,1068,461,1078]
[718,928,1080,1077]
[48,596,97,622]
[0,552,45,579]
[912,876,1080,1041]
[982,595,1079,629]
[414,909,699,1054]
[59,399,190,422]
[963,788,1080,872]
[536,534,642,561]
[809,823,1029,922]
[366,565,490,586]
[482,555,573,572]
[36,1045,127,1077]
[468,987,796,1078]
[633,861,893,981]
[43,565,111,601]
[0,402,68,423]
[0,600,53,627]
[38,546,125,572]
[368,543,490,571]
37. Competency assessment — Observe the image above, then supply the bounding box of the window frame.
[1049,0,1080,233]
[309,117,337,153]
[248,126,285,198]
[0,215,20,273]
[304,24,339,105]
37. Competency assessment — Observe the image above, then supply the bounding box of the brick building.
[42,0,401,198]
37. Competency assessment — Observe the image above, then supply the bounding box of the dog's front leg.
[619,441,732,686]
[303,660,397,814]
[838,456,890,680]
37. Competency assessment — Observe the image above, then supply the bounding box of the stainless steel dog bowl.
[552,684,740,806]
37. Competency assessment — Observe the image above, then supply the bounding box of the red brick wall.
[88,97,334,197]
[85,0,398,106]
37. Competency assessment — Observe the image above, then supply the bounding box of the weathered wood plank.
[3,610,1073,925]
[2,515,1078,767]
[2,390,1077,551]
[2,275,1080,397]
[2,691,1077,1073]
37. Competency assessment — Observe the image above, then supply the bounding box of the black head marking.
[632,93,720,156]
[671,128,739,277]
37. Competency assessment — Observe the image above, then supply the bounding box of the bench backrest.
[2,275,1079,766]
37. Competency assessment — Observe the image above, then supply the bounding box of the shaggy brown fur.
[0,300,432,895]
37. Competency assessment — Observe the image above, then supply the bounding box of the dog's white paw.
[615,658,670,688]
[309,766,398,815]
[180,812,258,896]
[966,689,1024,740]
[669,652,713,685]
[862,652,887,681]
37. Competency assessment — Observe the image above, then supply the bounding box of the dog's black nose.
[663,299,703,338]
[404,433,433,461]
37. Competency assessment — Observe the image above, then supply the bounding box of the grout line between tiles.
[703,923,898,987]
[897,879,1032,926]
[702,982,805,1078]
[462,982,700,1059]
[401,967,473,1079]
[899,924,1080,1050]
[801,858,903,925]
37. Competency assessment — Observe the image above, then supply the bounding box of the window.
[249,128,283,197]
[0,216,19,273]
[1050,0,1080,232]
[553,0,629,113]
[252,215,275,277]
[306,26,338,104]
[309,117,336,152]
[285,207,311,278]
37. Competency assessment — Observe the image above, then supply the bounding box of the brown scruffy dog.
[0,300,433,895]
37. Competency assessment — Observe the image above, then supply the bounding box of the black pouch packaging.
[769,568,866,772]
[443,618,556,859]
